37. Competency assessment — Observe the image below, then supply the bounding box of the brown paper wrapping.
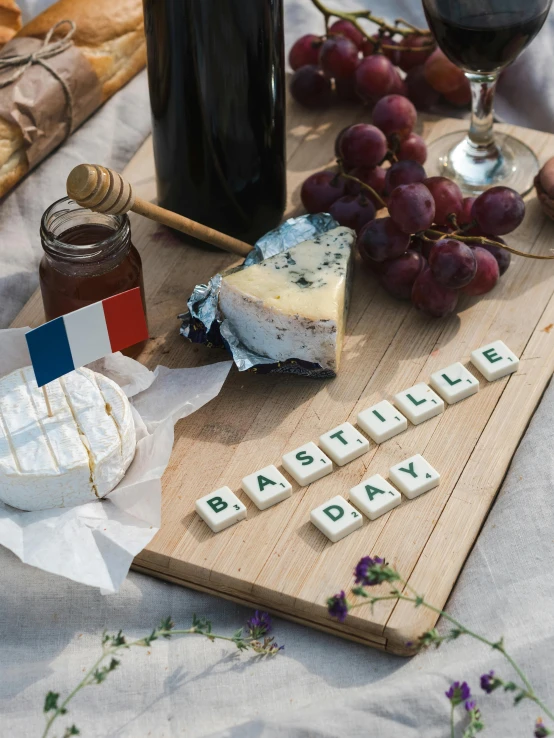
[0,35,102,168]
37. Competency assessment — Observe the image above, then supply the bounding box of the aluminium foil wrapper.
[180,213,348,379]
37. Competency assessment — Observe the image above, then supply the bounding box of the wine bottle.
[143,0,286,245]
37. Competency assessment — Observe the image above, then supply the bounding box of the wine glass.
[422,0,552,195]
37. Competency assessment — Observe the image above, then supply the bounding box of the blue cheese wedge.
[0,366,136,511]
[219,226,355,372]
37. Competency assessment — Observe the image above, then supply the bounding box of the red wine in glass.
[421,0,552,195]
[424,3,550,73]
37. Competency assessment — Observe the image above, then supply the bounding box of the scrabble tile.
[389,454,440,499]
[349,474,402,520]
[282,442,333,486]
[393,383,444,425]
[319,422,370,466]
[430,362,479,404]
[470,340,519,381]
[241,464,292,510]
[357,400,408,444]
[195,487,247,533]
[310,495,363,542]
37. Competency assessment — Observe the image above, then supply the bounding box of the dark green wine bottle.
[143,0,286,245]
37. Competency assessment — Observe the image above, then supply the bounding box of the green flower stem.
[451,702,456,738]
[42,623,278,738]
[309,0,435,48]
[348,579,554,723]
[42,651,107,738]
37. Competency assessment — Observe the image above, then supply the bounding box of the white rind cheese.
[219,226,355,372]
[0,366,136,511]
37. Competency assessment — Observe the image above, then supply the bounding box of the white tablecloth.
[2,2,554,736]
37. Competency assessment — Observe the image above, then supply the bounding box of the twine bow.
[0,19,76,133]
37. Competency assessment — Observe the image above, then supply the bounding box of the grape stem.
[421,229,554,260]
[309,0,435,50]
[337,165,388,209]
[395,18,429,35]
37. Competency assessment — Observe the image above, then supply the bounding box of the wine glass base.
[425,130,539,196]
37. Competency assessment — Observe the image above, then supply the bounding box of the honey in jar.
[39,197,147,355]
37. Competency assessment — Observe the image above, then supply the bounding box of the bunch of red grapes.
[289,17,470,111]
[300,95,525,318]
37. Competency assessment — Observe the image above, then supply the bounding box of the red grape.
[379,251,426,299]
[388,182,435,234]
[301,170,346,213]
[462,247,500,296]
[423,176,463,226]
[412,268,459,317]
[372,95,417,141]
[329,194,376,233]
[460,196,477,225]
[443,78,471,106]
[397,133,427,165]
[428,238,477,288]
[385,160,426,193]
[355,54,395,102]
[290,65,333,107]
[319,36,360,79]
[362,35,378,57]
[398,35,434,72]
[478,237,511,276]
[289,34,322,71]
[424,48,466,94]
[335,76,359,102]
[335,127,349,158]
[357,217,410,262]
[329,20,365,50]
[339,124,388,168]
[405,65,440,111]
[390,73,408,97]
[471,186,525,235]
[346,166,387,206]
[364,33,401,64]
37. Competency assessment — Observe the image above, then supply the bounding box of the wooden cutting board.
[11,103,554,655]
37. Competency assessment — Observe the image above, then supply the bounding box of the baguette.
[0,0,21,48]
[0,0,146,199]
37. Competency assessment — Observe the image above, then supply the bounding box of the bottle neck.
[41,197,131,275]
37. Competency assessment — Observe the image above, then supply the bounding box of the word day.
[195,340,519,543]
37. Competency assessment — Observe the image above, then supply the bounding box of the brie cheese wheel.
[219,226,355,372]
[0,366,136,511]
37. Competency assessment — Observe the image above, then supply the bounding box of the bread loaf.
[0,0,21,48]
[0,0,146,199]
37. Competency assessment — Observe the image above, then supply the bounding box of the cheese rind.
[219,226,355,372]
[0,366,136,511]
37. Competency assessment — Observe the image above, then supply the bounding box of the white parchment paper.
[0,328,232,593]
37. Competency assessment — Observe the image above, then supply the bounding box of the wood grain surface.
[12,103,554,655]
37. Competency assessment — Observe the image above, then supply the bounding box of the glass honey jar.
[39,197,147,354]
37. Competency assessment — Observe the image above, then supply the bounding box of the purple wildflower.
[480,670,497,694]
[535,718,551,738]
[354,556,385,586]
[465,700,476,712]
[247,611,272,638]
[445,681,471,706]
[327,591,349,622]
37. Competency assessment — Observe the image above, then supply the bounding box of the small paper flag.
[25,287,148,387]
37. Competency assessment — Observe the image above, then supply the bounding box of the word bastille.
[196,340,519,543]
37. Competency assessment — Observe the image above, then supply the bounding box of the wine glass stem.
[466,72,499,155]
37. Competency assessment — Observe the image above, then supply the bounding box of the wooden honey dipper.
[66,164,253,257]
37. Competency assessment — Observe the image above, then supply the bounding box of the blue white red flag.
[25,287,148,387]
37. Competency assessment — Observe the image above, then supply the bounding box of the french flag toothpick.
[25,287,149,388]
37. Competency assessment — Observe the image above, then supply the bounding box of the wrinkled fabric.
[2,1,554,736]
